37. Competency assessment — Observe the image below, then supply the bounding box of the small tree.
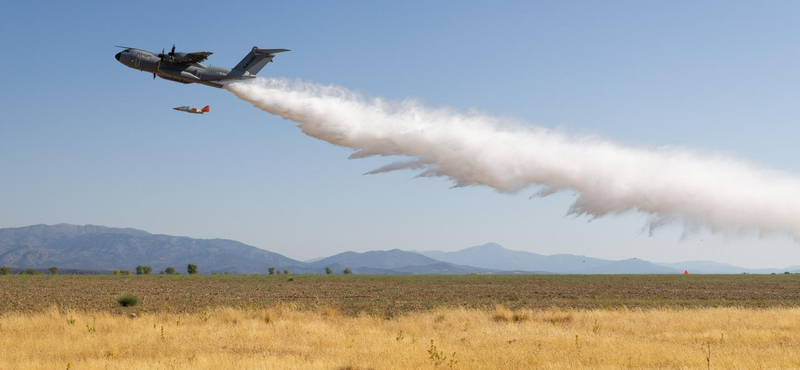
[113,270,121,275]
[122,269,131,275]
[343,267,352,275]
[187,264,198,275]
[24,268,38,275]
[48,267,58,275]
[268,267,275,275]
[136,265,144,275]
[143,266,152,275]
[325,267,333,274]
[165,267,176,275]
[1,266,11,275]
[283,269,289,275]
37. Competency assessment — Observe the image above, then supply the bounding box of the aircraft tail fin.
[202,105,210,113]
[233,47,290,75]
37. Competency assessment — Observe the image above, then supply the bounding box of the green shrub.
[268,267,275,275]
[283,269,289,275]
[343,267,352,275]
[325,267,333,274]
[48,267,58,275]
[0,266,10,275]
[117,294,138,307]
[136,265,144,275]
[187,264,198,275]
[122,270,131,275]
[24,268,39,275]
[113,270,121,275]
[143,266,152,274]
[165,267,176,275]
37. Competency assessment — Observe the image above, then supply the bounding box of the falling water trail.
[226,77,800,240]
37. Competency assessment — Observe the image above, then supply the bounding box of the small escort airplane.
[115,45,289,88]
[173,105,210,114]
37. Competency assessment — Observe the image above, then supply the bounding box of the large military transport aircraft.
[115,45,289,88]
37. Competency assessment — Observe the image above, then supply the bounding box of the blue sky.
[2,1,800,267]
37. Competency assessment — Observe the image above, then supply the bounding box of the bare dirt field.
[2,274,799,316]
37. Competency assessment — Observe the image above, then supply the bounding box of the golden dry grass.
[2,306,800,369]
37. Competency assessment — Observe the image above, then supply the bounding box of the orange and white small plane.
[173,105,209,114]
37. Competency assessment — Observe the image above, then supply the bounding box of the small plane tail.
[202,105,210,113]
[233,47,290,75]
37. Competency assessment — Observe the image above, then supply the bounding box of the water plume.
[226,78,800,239]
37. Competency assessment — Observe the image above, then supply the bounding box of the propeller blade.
[154,48,165,80]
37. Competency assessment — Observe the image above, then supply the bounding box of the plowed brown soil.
[1,274,799,315]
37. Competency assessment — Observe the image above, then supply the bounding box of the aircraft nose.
[115,52,121,61]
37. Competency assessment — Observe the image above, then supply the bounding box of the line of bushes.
[0,264,358,276]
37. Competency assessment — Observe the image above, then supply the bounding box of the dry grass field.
[2,305,800,369]
[2,274,800,369]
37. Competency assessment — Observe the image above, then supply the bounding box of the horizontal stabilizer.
[254,48,290,55]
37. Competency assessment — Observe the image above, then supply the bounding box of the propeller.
[158,45,177,62]
[154,47,165,80]
[153,44,180,79]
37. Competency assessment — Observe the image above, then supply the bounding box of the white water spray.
[226,78,800,240]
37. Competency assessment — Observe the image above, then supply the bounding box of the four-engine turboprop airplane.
[114,45,289,88]
[174,105,209,114]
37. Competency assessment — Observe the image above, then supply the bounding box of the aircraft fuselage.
[115,48,252,88]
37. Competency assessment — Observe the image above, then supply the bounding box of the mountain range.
[1,224,797,274]
[0,224,301,274]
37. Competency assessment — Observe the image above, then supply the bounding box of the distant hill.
[576,258,682,274]
[416,243,800,274]
[309,249,495,274]
[0,224,495,275]
[2,224,795,275]
[416,243,613,273]
[311,249,442,269]
[654,261,794,274]
[390,262,495,274]
[0,224,302,274]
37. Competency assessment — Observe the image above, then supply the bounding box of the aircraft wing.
[170,51,213,64]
